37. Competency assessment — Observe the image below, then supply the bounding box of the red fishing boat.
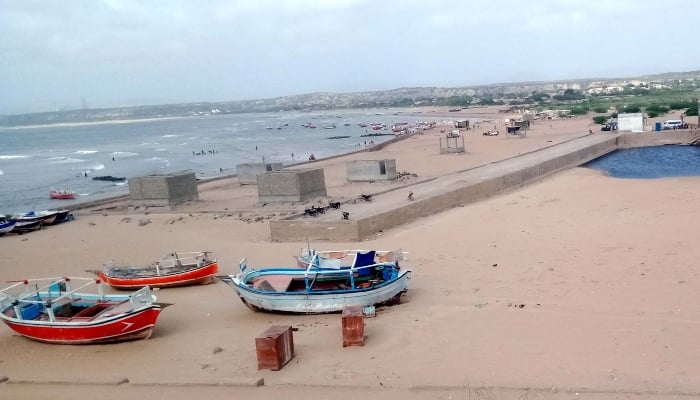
[0,277,164,344]
[94,252,219,290]
[50,189,75,200]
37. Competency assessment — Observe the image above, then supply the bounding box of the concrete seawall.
[271,131,697,242]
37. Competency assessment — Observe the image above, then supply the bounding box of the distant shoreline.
[0,116,191,130]
[0,106,506,130]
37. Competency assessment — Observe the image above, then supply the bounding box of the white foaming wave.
[51,157,85,164]
[92,163,105,171]
[154,149,168,152]
[0,155,29,160]
[75,150,98,154]
[140,142,158,146]
[0,170,3,175]
[111,151,139,157]
[147,157,170,167]
[161,134,182,138]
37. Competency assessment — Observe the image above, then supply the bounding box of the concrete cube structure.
[346,159,397,182]
[129,171,199,208]
[237,162,284,185]
[257,168,327,203]
[618,113,644,132]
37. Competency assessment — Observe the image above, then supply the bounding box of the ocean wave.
[75,150,98,154]
[0,170,3,175]
[91,163,105,171]
[154,148,168,152]
[140,142,157,146]
[161,134,182,138]
[0,155,29,160]
[51,157,85,164]
[147,157,170,167]
[111,151,139,157]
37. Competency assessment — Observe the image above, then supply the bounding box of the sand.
[1,107,699,400]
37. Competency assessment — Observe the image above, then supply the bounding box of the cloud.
[0,0,699,114]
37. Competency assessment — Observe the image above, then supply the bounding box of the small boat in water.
[93,252,219,290]
[49,189,75,200]
[0,277,165,344]
[222,249,410,314]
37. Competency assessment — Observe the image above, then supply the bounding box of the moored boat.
[94,252,218,290]
[49,189,75,200]
[222,250,411,314]
[0,277,164,344]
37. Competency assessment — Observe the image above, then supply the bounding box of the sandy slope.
[1,109,699,399]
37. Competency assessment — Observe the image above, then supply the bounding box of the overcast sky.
[1,0,699,114]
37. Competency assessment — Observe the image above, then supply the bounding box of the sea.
[584,145,700,178]
[0,110,441,214]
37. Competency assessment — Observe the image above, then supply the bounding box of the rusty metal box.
[342,306,365,347]
[255,325,295,370]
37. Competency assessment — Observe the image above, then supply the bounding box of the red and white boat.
[0,277,164,344]
[50,189,75,200]
[94,252,219,290]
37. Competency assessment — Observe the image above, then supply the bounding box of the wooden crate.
[342,306,365,347]
[255,325,295,370]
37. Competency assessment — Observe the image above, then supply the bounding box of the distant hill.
[2,70,699,127]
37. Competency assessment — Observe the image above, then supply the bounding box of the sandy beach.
[1,107,699,400]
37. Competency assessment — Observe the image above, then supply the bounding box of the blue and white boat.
[0,217,16,235]
[223,250,411,314]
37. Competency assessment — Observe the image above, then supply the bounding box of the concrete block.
[129,171,198,208]
[257,169,326,203]
[346,159,397,182]
[237,163,284,185]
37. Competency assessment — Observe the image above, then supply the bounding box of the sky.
[1,0,699,115]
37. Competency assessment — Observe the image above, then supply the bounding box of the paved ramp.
[271,134,620,241]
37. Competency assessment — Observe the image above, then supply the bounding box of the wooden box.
[255,325,295,370]
[342,306,365,347]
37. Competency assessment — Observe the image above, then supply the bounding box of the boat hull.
[229,269,410,314]
[2,306,162,344]
[0,221,15,234]
[100,262,219,289]
[50,193,75,200]
[12,220,42,233]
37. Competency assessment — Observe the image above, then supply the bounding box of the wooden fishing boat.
[0,277,164,344]
[49,189,75,200]
[11,219,42,233]
[94,252,218,290]
[222,250,411,314]
[294,248,407,269]
[9,210,59,226]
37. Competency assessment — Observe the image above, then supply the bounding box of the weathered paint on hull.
[100,263,218,290]
[2,306,162,344]
[231,270,410,314]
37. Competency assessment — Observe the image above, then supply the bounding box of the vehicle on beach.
[601,122,618,131]
[221,249,411,314]
[92,251,218,290]
[662,120,686,130]
[0,277,165,344]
